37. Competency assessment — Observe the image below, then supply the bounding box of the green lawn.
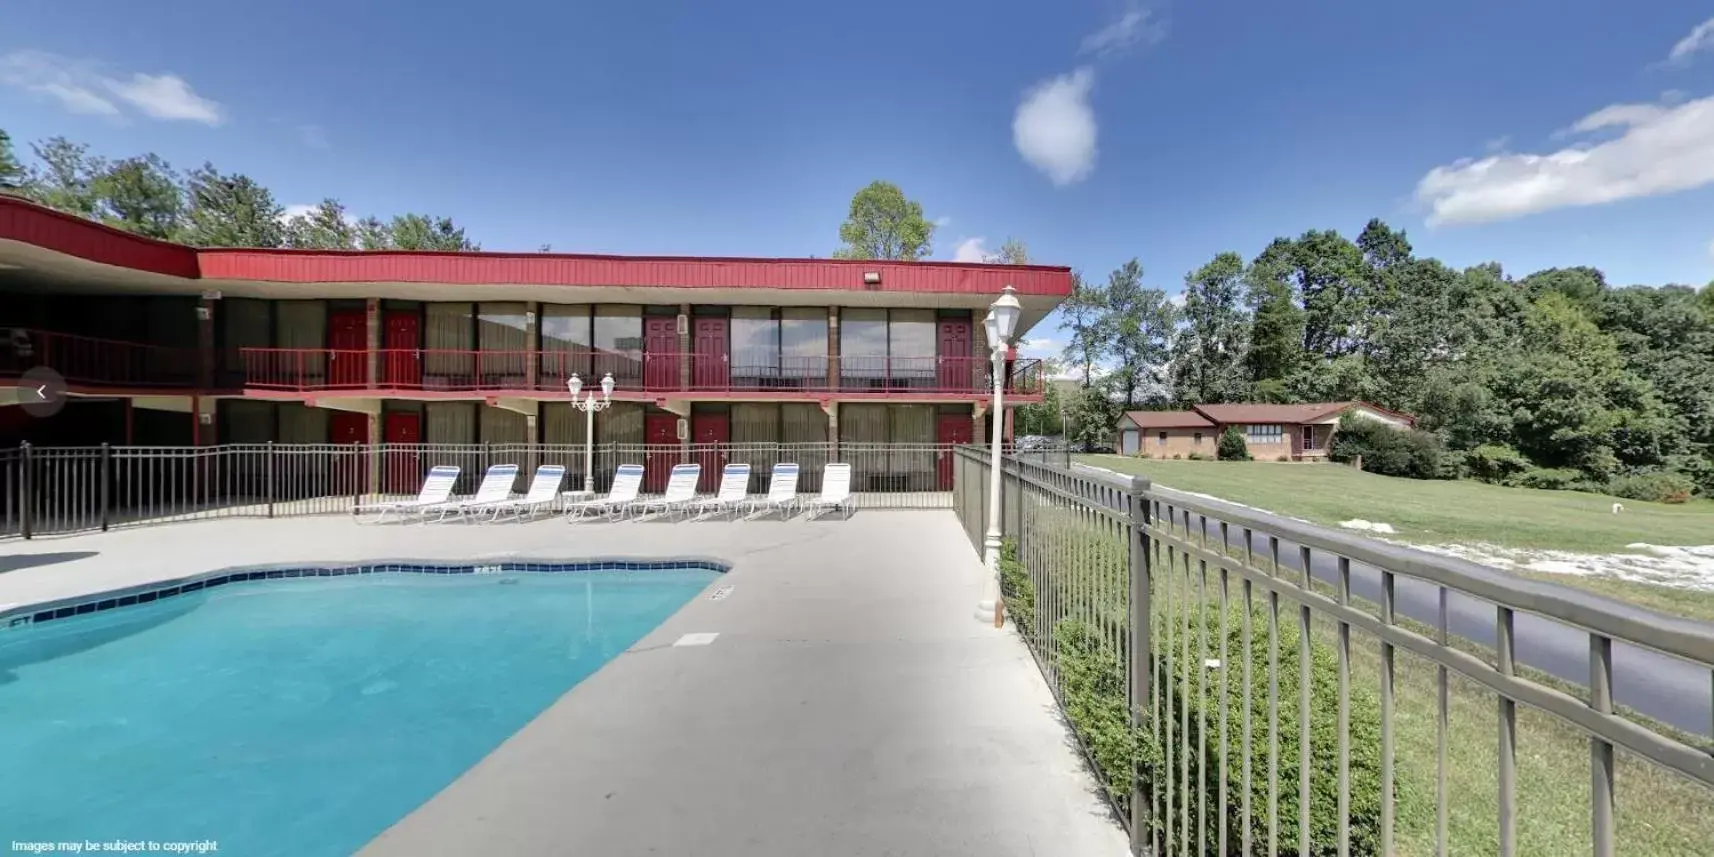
[1079,456,1714,621]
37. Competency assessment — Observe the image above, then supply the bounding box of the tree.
[1064,384,1121,451]
[832,180,934,260]
[1059,271,1109,387]
[355,216,393,250]
[180,163,284,248]
[387,214,478,251]
[284,199,357,249]
[1171,251,1249,405]
[1287,229,1369,360]
[92,154,184,240]
[1099,259,1176,408]
[1243,240,1305,395]
[24,137,104,217]
[1015,374,1066,436]
[986,237,1029,264]
[0,130,22,191]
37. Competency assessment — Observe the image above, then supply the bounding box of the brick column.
[678,303,692,390]
[524,302,540,391]
[826,307,839,392]
[365,299,380,387]
[197,296,216,390]
[367,411,382,493]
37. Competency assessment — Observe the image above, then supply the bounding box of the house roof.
[1121,410,1217,429]
[1191,401,1415,426]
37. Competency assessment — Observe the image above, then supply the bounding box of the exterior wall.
[1133,427,1214,458]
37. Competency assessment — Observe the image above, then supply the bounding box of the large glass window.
[840,308,888,386]
[780,308,827,382]
[425,303,474,380]
[731,307,779,387]
[890,309,936,385]
[540,304,592,385]
[1246,424,1283,443]
[593,305,643,386]
[477,302,528,381]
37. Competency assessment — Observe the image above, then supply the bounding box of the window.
[1193,432,1203,445]
[1157,431,1168,446]
[780,308,828,381]
[731,307,780,383]
[1303,425,1316,450]
[1246,424,1283,443]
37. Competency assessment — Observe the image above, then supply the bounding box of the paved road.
[1072,465,1713,738]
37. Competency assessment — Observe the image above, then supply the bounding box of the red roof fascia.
[0,195,198,278]
[0,197,1071,296]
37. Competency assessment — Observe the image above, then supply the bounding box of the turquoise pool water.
[0,567,718,856]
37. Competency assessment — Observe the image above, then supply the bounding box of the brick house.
[1113,401,1415,461]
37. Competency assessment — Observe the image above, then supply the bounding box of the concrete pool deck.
[0,512,1130,857]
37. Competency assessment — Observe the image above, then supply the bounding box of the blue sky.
[3,0,1713,358]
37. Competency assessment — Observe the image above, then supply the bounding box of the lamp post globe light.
[568,372,616,494]
[977,285,1021,625]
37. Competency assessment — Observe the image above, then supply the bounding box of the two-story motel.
[0,197,1070,491]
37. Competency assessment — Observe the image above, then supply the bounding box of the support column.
[823,400,839,460]
[365,298,380,387]
[678,303,692,391]
[826,307,840,392]
[525,410,540,482]
[525,302,540,391]
[197,295,216,390]
[972,401,987,448]
[367,411,381,492]
[1004,405,1015,445]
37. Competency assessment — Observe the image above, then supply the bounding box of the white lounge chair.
[691,463,751,519]
[633,463,701,520]
[566,463,644,521]
[802,462,852,519]
[476,464,565,521]
[424,463,520,522]
[356,465,460,523]
[744,462,800,519]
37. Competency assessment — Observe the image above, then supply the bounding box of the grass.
[1079,456,1714,621]
[1015,506,1714,856]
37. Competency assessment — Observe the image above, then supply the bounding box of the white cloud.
[280,204,318,222]
[1414,92,1714,226]
[932,215,951,228]
[1168,290,1187,307]
[1019,337,1058,358]
[1013,67,1098,187]
[0,51,221,125]
[1079,8,1164,58]
[1484,135,1511,153]
[1668,17,1714,64]
[953,237,989,262]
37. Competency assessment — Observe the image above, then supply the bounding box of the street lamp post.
[567,372,616,494]
[976,285,1021,626]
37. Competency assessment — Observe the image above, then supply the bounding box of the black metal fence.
[954,447,1714,857]
[0,441,1068,539]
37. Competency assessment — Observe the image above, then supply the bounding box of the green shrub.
[998,538,1035,631]
[1465,443,1532,484]
[1436,449,1468,480]
[1187,451,1212,461]
[1608,470,1695,504]
[1218,427,1252,461]
[1513,467,1584,491]
[1173,453,1183,460]
[1328,417,1444,479]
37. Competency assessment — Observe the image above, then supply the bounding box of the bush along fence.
[0,441,1070,539]
[953,447,1714,857]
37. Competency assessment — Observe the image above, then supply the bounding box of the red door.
[382,311,421,389]
[691,317,730,391]
[691,411,729,492]
[328,309,369,389]
[330,410,370,495]
[643,412,678,492]
[383,411,422,493]
[937,319,973,393]
[643,316,679,392]
[936,413,973,489]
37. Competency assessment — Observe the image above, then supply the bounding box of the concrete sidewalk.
[1,512,1129,857]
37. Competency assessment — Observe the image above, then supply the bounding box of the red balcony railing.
[239,348,1044,397]
[0,328,201,388]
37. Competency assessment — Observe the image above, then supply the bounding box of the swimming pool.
[0,562,721,856]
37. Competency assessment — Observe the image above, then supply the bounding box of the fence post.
[1127,473,1153,856]
[18,442,32,540]
[266,441,276,519]
[99,443,111,532]
[351,443,361,513]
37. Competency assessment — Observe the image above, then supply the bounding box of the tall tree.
[832,180,934,260]
[24,137,104,217]
[1287,229,1369,359]
[355,216,393,250]
[0,130,23,191]
[987,237,1029,264]
[1100,259,1176,408]
[1171,251,1250,405]
[1058,271,1108,387]
[284,199,357,249]
[91,154,184,240]
[1243,240,1306,400]
[180,163,284,248]
[387,213,478,251]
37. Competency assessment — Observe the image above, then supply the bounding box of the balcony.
[237,348,1045,398]
[0,329,201,389]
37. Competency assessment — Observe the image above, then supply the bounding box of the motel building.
[0,196,1070,499]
